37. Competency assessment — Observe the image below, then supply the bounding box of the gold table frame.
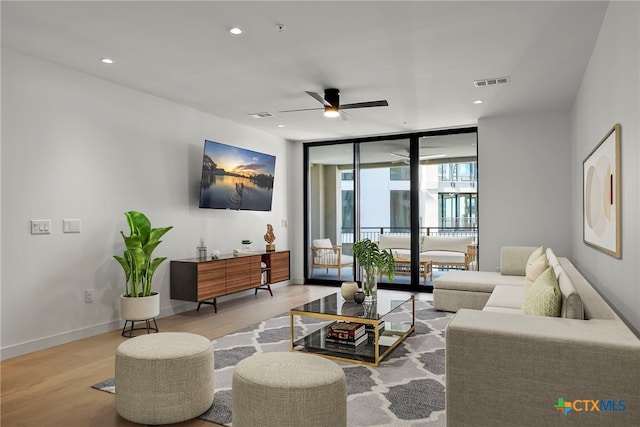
[289,293,415,367]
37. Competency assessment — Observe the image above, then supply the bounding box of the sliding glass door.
[304,128,478,290]
[307,143,355,282]
[359,139,416,287]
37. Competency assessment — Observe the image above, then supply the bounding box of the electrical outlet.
[85,289,94,303]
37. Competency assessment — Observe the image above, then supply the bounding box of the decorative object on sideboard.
[234,240,256,256]
[211,250,220,260]
[352,238,395,303]
[264,223,276,251]
[353,290,365,304]
[340,281,358,301]
[197,237,207,261]
[113,211,172,337]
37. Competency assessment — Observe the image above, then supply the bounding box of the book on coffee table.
[326,322,366,341]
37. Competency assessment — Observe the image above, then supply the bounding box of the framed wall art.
[583,123,621,258]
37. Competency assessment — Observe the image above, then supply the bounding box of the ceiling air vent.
[248,112,274,118]
[474,77,510,87]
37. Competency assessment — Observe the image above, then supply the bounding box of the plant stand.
[121,318,159,338]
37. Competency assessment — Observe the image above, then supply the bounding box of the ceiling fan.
[390,151,447,164]
[279,88,388,119]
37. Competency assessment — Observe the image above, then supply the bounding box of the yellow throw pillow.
[526,246,545,268]
[525,247,548,290]
[522,266,561,317]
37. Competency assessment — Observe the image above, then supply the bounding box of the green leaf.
[115,211,172,297]
[150,226,173,244]
[123,233,143,250]
[125,211,151,245]
[353,238,395,280]
[142,240,161,259]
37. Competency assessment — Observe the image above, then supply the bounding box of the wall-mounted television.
[199,140,276,211]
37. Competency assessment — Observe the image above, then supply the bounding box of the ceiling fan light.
[324,106,340,118]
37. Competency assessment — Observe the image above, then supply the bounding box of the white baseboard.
[0,301,196,361]
[0,283,302,360]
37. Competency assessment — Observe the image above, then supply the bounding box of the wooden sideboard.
[170,250,290,312]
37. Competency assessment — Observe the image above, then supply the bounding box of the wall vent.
[474,77,510,87]
[248,112,274,118]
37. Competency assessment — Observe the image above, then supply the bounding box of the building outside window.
[390,166,410,181]
[390,190,410,230]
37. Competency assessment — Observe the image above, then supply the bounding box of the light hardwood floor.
[1,284,431,427]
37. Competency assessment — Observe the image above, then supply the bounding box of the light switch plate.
[31,219,51,235]
[63,219,81,233]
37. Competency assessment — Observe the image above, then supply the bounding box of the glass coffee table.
[290,292,415,366]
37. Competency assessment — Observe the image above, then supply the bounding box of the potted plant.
[352,238,395,303]
[113,211,173,329]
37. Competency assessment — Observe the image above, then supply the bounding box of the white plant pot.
[120,293,160,321]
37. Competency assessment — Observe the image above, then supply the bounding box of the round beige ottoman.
[115,332,214,425]
[232,352,346,427]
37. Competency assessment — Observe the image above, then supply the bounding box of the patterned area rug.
[93,299,453,426]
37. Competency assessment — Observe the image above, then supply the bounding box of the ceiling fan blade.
[390,152,409,159]
[278,107,323,113]
[305,91,332,107]
[339,110,352,121]
[340,100,389,109]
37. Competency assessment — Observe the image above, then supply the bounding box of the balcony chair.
[311,238,353,280]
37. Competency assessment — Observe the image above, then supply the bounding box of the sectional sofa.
[436,246,640,426]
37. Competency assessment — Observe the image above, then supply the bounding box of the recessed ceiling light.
[277,124,285,128]
[101,58,114,64]
[229,27,243,35]
[473,100,483,104]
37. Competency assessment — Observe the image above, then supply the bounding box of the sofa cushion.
[312,238,334,256]
[422,250,465,265]
[378,234,413,251]
[389,249,411,259]
[524,251,548,290]
[484,285,526,310]
[313,253,353,266]
[522,266,561,317]
[499,246,538,276]
[422,236,472,253]
[434,271,524,293]
[482,305,524,315]
[546,248,560,269]
[556,266,584,320]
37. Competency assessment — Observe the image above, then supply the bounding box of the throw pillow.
[526,246,545,268]
[524,247,548,290]
[522,266,561,317]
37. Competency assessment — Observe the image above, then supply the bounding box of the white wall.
[477,111,572,270]
[571,1,640,334]
[1,50,292,359]
[288,141,305,283]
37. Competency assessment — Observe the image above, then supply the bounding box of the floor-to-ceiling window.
[307,143,355,281]
[305,128,477,290]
